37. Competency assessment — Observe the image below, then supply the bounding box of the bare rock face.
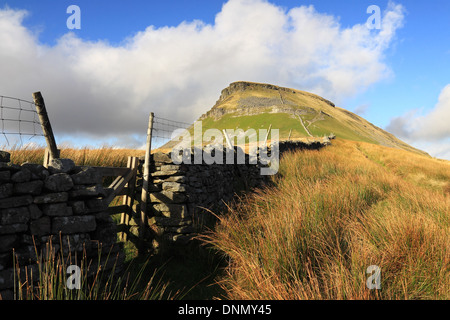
[199,81,335,121]
[217,82,284,104]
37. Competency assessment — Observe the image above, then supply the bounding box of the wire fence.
[0,94,195,151]
[0,95,44,147]
[152,115,191,148]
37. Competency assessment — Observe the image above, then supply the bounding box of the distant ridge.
[213,81,335,109]
[164,81,429,157]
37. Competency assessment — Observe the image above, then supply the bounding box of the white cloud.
[0,0,405,147]
[418,85,450,140]
[386,85,450,141]
[386,84,450,160]
[414,141,450,161]
[354,104,370,116]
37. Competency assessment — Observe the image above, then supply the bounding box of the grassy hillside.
[200,113,310,140]
[196,81,428,156]
[200,112,379,144]
[206,138,449,300]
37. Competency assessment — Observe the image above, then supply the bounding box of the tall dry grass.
[3,144,145,167]
[206,139,449,300]
[11,237,173,300]
[355,142,450,194]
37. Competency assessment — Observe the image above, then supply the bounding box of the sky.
[0,0,449,159]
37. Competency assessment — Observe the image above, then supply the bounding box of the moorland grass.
[205,139,449,300]
[4,139,448,300]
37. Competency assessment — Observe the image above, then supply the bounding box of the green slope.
[162,81,428,157]
[196,81,428,156]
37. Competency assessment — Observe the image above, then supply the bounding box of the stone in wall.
[153,203,188,219]
[162,182,187,192]
[44,173,74,192]
[0,195,33,209]
[68,200,87,215]
[29,216,51,236]
[51,216,97,235]
[21,163,49,180]
[0,171,10,183]
[34,192,68,204]
[0,151,10,163]
[71,167,103,185]
[48,158,75,174]
[1,206,30,225]
[152,152,173,164]
[150,190,186,204]
[43,202,72,216]
[69,184,107,199]
[11,168,31,183]
[13,180,44,195]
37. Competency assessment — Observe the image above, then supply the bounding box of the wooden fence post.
[139,112,154,243]
[43,148,61,168]
[119,156,138,242]
[32,92,59,163]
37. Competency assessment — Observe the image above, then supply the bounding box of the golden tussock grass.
[3,144,145,167]
[205,139,449,300]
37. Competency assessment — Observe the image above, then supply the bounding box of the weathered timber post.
[32,92,59,164]
[43,148,61,167]
[139,112,154,247]
[288,129,292,141]
[119,156,139,242]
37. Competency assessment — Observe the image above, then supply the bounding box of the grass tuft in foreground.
[9,236,174,300]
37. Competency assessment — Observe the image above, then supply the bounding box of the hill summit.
[197,81,427,156]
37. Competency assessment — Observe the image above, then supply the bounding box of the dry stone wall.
[0,152,122,298]
[145,140,328,252]
[0,139,330,297]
